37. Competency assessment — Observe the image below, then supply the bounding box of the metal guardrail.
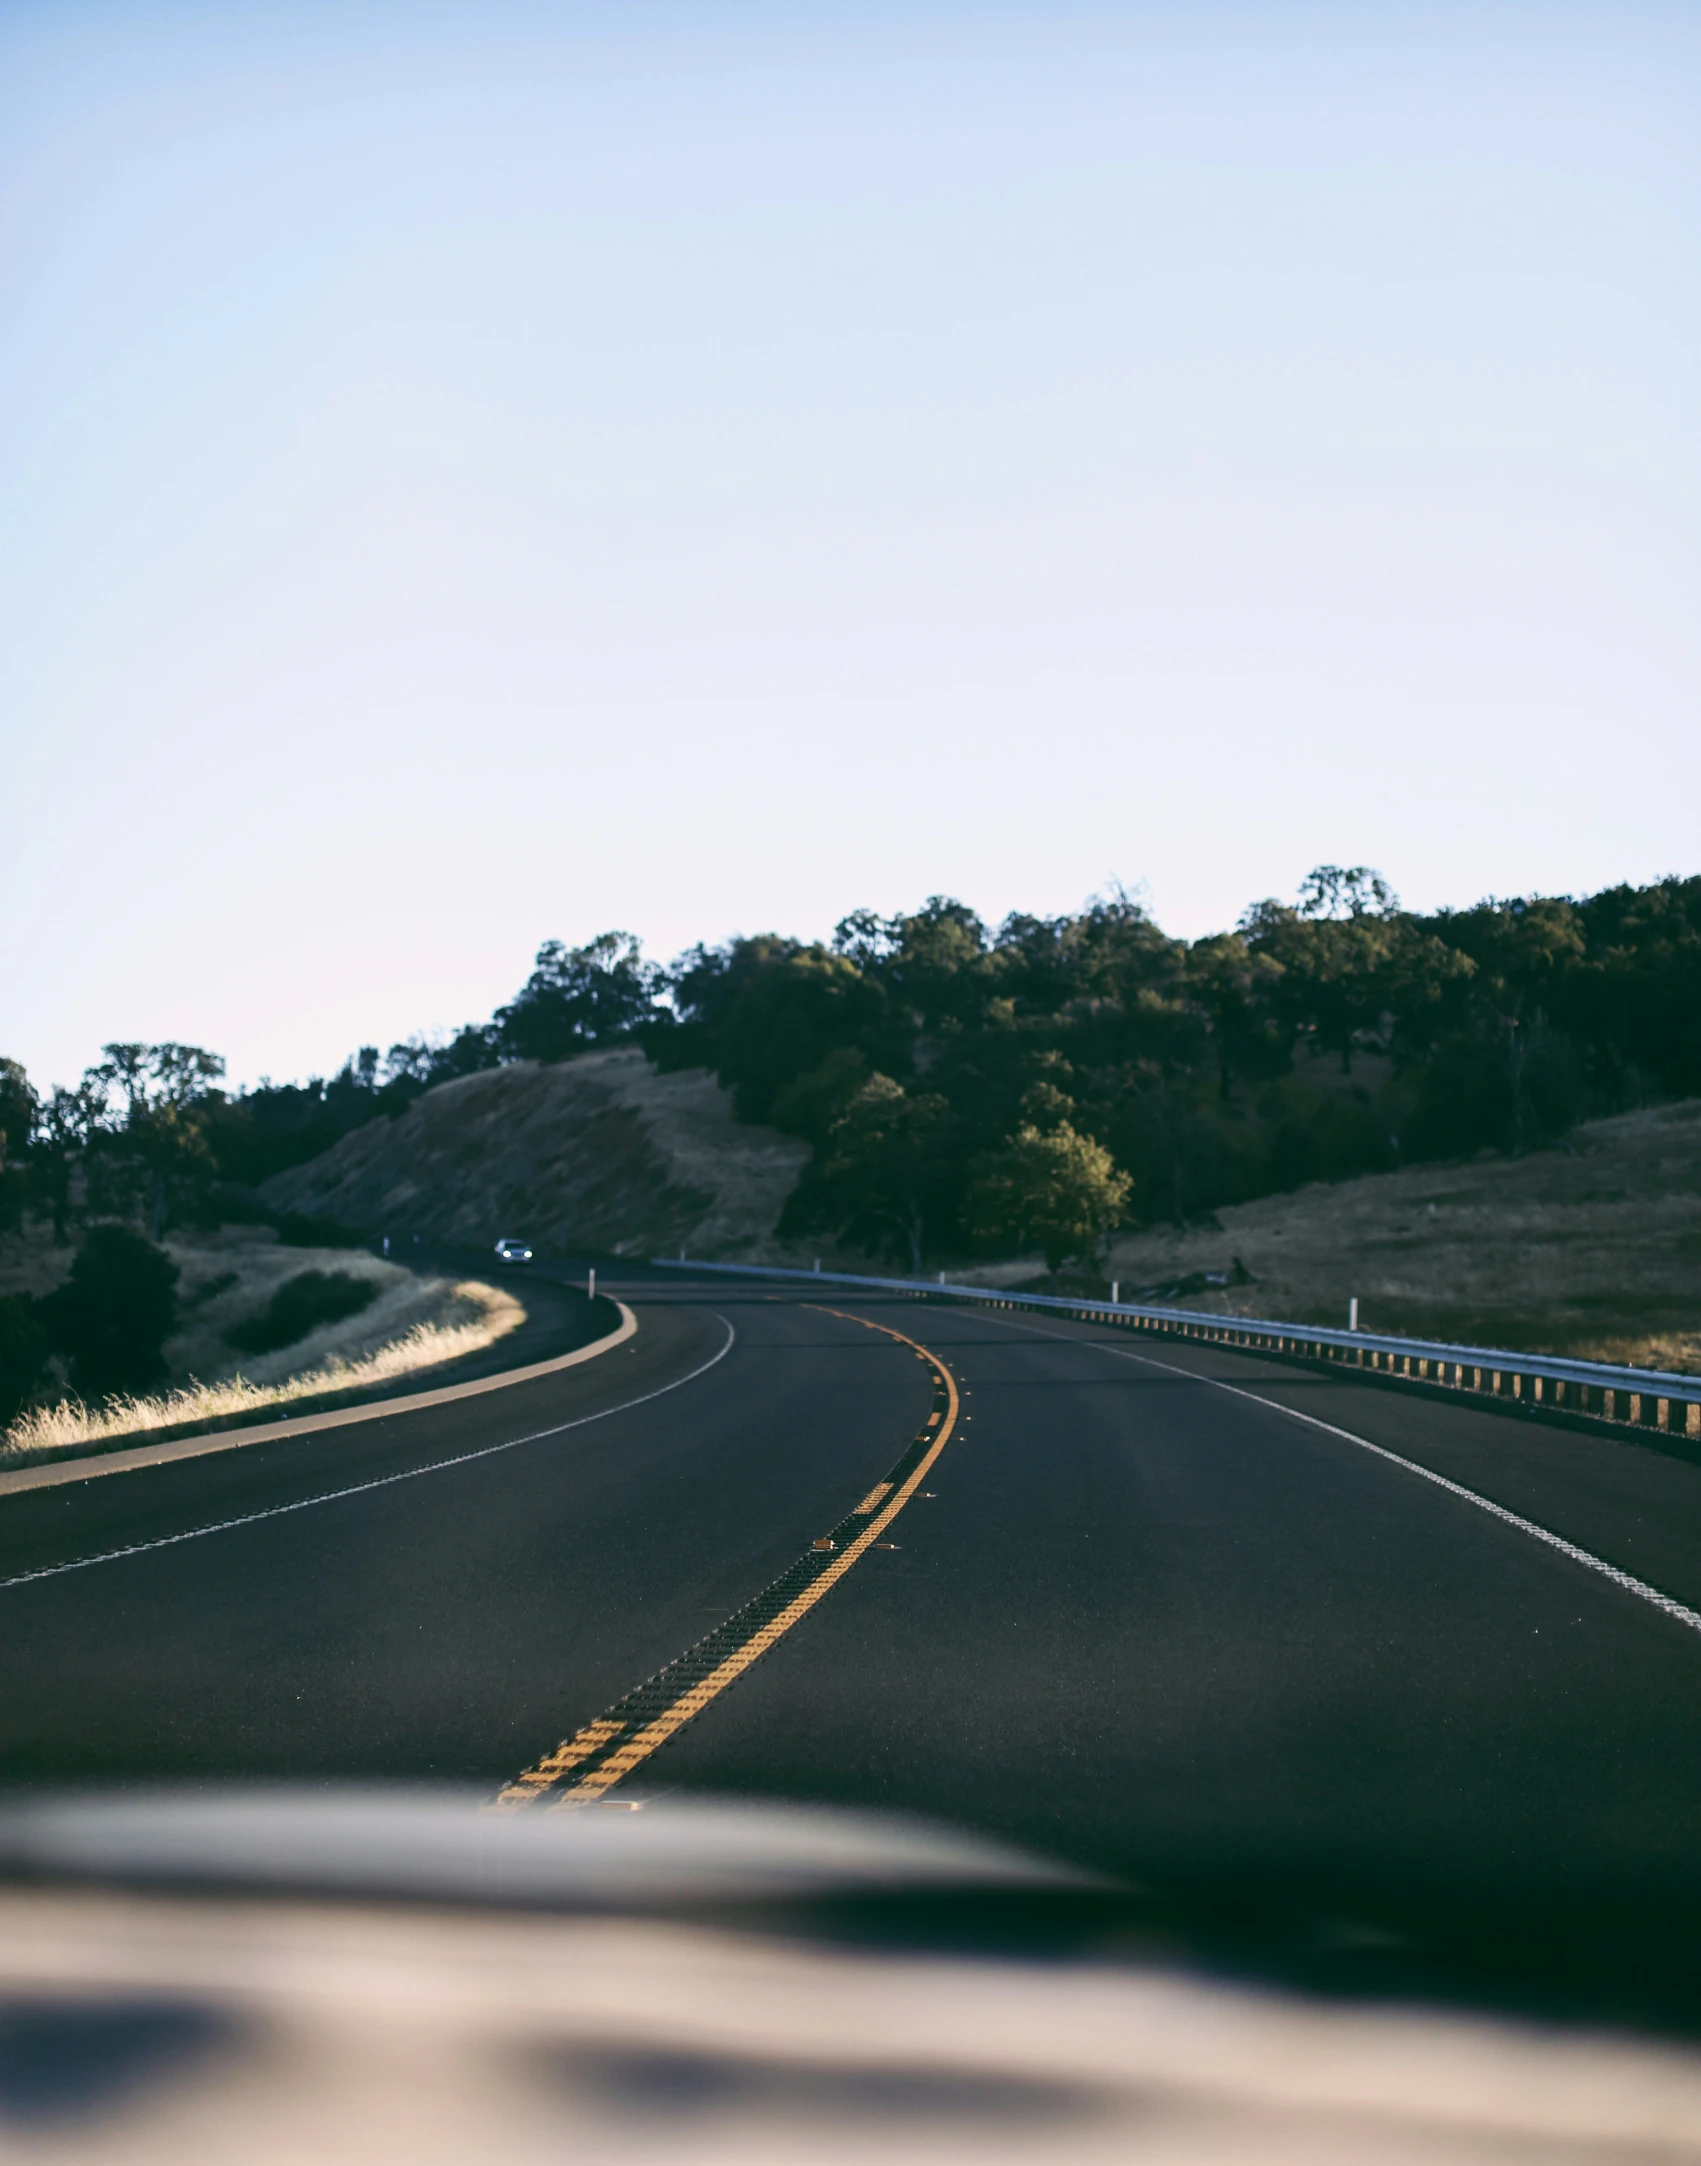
[653,1256,1701,1443]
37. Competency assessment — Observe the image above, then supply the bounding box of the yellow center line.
[492,1305,959,1811]
[490,1718,627,1808]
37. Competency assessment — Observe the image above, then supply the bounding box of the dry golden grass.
[259,1047,812,1264]
[1065,1098,1701,1371]
[1,1277,522,1460]
[0,1220,87,1301]
[0,1226,409,1335]
[165,1237,409,1381]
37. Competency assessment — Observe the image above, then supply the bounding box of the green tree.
[769,1045,870,1145]
[0,1057,34,1160]
[0,1293,49,1423]
[1241,900,1399,1076]
[860,896,992,1036]
[1185,933,1286,1099]
[38,1224,180,1400]
[30,1080,106,1243]
[1296,864,1397,920]
[0,1057,35,1231]
[496,933,662,1061]
[667,936,893,1124]
[799,1073,955,1274]
[88,1042,227,1238]
[967,1121,1132,1272]
[1243,867,1471,1080]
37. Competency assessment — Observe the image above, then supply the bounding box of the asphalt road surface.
[9,1266,1701,2013]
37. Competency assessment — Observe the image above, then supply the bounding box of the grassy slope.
[256,1050,1700,1370]
[0,1229,524,1456]
[1081,1098,1701,1372]
[1,1227,440,1385]
[260,1047,810,1261]
[163,1236,511,1390]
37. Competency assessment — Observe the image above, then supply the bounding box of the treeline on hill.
[4,873,1700,1287]
[656,870,1701,1271]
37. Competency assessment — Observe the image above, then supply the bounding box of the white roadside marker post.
[1348,1297,1359,1331]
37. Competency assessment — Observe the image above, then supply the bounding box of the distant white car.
[493,1238,533,1264]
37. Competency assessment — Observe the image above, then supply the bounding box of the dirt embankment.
[260,1048,810,1262]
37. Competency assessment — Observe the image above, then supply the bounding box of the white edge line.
[962,1309,1701,1638]
[0,1315,738,1593]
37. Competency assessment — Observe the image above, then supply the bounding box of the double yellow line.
[492,1306,959,1810]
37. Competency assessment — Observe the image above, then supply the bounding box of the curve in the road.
[14,1261,1701,2026]
[986,1312,1701,1637]
[0,1286,637,1501]
[492,1304,960,1809]
[0,1312,737,1594]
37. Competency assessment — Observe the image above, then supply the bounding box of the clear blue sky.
[4,1,1698,1090]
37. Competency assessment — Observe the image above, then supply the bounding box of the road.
[8,1266,1701,2009]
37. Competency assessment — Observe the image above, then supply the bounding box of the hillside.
[258,1049,1701,1369]
[260,1048,809,1261]
[1079,1098,1701,1372]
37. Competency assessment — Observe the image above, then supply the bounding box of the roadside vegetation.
[225,1268,377,1355]
[0,1221,521,1457]
[14,868,1701,1255]
[2,1278,521,1460]
[965,1097,1701,1374]
[3,864,1698,1389]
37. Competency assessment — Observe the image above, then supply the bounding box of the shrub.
[38,1225,180,1400]
[227,1270,378,1356]
[0,1292,49,1424]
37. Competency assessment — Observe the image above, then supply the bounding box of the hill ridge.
[260,1048,809,1261]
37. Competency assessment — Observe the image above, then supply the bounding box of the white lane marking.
[954,1309,1701,1637]
[0,1315,737,1593]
